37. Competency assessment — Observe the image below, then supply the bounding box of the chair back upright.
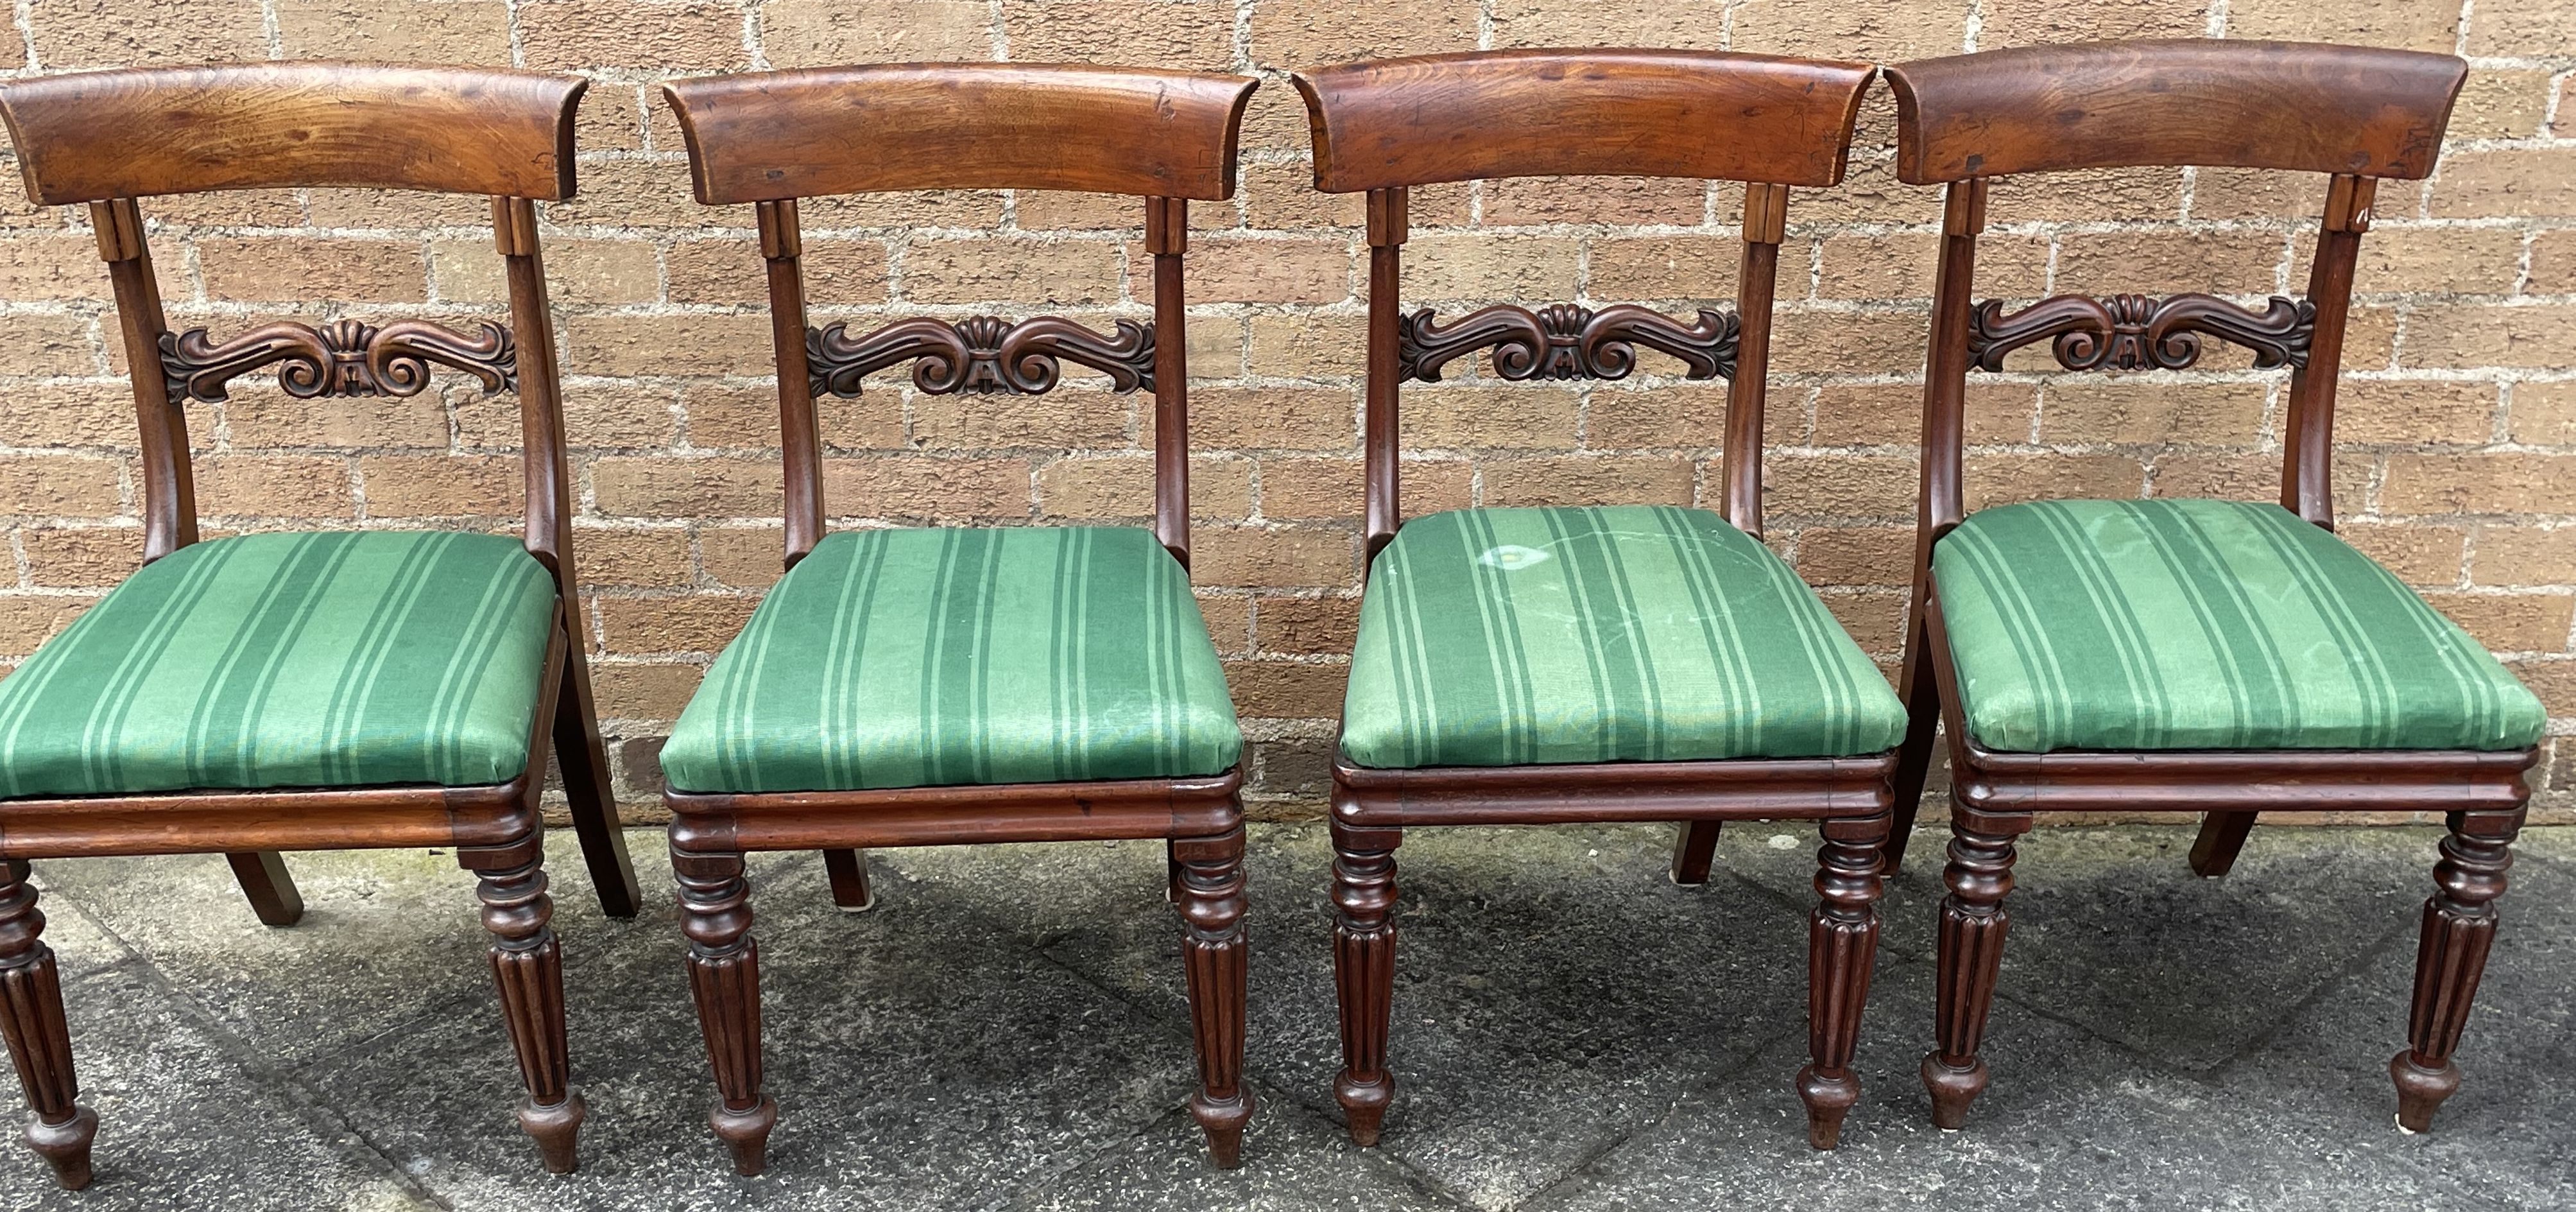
[1292,49,1877,559]
[1885,38,2469,569]
[0,62,590,585]
[662,64,1262,571]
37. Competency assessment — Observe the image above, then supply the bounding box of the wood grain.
[662,64,1259,203]
[0,62,584,203]
[1294,49,1874,192]
[1887,39,2466,184]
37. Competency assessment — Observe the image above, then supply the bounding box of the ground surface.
[2,822,2571,1210]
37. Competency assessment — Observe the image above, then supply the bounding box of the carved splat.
[159,318,515,403]
[1964,293,2315,372]
[1398,302,1738,383]
[806,315,1155,397]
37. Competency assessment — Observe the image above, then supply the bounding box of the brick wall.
[0,0,2570,824]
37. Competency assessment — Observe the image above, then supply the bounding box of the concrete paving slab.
[1,965,437,1212]
[1002,1080,1468,1212]
[1,824,2568,1210]
[293,849,1207,1211]
[24,845,640,1071]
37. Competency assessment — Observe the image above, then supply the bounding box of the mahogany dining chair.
[0,61,642,1186]
[1878,39,2541,1134]
[655,63,1261,1175]
[1293,49,1902,1150]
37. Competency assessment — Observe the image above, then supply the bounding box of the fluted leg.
[1330,818,1400,1147]
[2392,809,2521,1132]
[1173,827,1252,1167]
[0,861,92,1190]
[821,848,873,912]
[1669,822,1721,885]
[2188,811,2259,878]
[1800,813,1888,1149]
[224,851,304,926]
[676,847,774,1175]
[468,850,585,1173]
[1922,809,2026,1129]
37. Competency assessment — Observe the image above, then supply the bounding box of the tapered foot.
[518,1094,585,1174]
[1921,1054,1987,1129]
[26,1105,96,1190]
[1335,1071,1393,1147]
[711,1096,778,1176]
[1796,1066,1859,1150]
[1191,1089,1253,1168]
[2389,1053,2457,1133]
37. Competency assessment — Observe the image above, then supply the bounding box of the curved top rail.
[1292,48,1875,193]
[662,64,1260,203]
[1886,39,2466,184]
[0,61,586,204]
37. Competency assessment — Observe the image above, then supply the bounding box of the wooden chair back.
[0,61,590,582]
[1885,39,2469,546]
[662,65,1260,572]
[1290,49,1875,557]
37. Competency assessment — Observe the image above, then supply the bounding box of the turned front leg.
[2392,809,2520,1132]
[468,852,585,1173]
[0,860,93,1190]
[1330,820,1401,1147]
[676,848,775,1175]
[1922,810,2027,1129]
[1172,827,1252,1168]
[1800,813,1888,1149]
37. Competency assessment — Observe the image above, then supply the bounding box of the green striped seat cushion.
[660,526,1241,794]
[1341,506,1907,769]
[0,531,556,798]
[1933,498,2546,754]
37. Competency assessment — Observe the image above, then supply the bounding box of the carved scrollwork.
[159,318,515,403]
[1964,293,2316,372]
[1398,302,1739,383]
[805,315,1155,397]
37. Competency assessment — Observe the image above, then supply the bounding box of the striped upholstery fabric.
[660,526,1241,794]
[0,531,556,798]
[1341,506,1908,769]
[1934,498,2546,754]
